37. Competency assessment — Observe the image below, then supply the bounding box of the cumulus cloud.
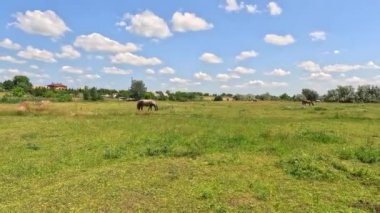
[223,0,258,13]
[216,73,240,81]
[74,33,139,53]
[0,38,21,50]
[308,72,332,81]
[56,45,81,59]
[172,12,213,32]
[12,10,70,38]
[0,68,49,79]
[111,52,162,66]
[145,68,155,75]
[0,55,26,64]
[118,10,172,39]
[229,66,255,74]
[169,77,189,84]
[265,68,291,76]
[236,50,258,61]
[267,2,282,16]
[103,67,132,75]
[248,80,265,87]
[83,74,101,80]
[264,34,295,46]
[159,67,175,74]
[194,72,212,81]
[61,66,84,74]
[199,52,223,64]
[224,0,245,12]
[299,60,380,73]
[17,46,56,63]
[237,80,288,88]
[310,31,327,41]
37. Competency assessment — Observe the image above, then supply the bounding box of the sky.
[0,0,380,95]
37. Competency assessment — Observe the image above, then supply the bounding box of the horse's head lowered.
[137,99,158,111]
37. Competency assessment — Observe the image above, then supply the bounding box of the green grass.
[0,101,379,212]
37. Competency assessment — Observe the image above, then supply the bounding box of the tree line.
[0,75,379,103]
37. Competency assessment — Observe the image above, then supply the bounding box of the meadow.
[0,101,379,212]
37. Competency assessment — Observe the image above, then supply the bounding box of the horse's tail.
[154,104,158,111]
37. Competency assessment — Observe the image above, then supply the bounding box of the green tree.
[3,80,14,91]
[13,75,32,93]
[214,95,223,101]
[302,89,319,101]
[129,80,147,100]
[12,87,26,97]
[279,93,291,101]
[83,86,90,100]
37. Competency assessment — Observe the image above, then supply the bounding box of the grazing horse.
[301,100,314,106]
[137,99,158,111]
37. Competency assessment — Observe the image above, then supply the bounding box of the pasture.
[0,101,379,212]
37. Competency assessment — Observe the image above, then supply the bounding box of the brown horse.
[137,99,158,111]
[301,100,314,106]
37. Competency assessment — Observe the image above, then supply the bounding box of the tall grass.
[0,101,379,211]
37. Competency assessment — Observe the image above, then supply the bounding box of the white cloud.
[120,10,172,39]
[111,52,162,66]
[17,46,56,63]
[172,12,213,32]
[298,61,322,72]
[199,52,223,64]
[236,50,258,60]
[308,72,332,81]
[366,61,380,69]
[270,81,288,87]
[159,67,175,74]
[194,72,212,81]
[267,2,282,16]
[0,38,21,50]
[221,84,231,89]
[345,76,366,84]
[145,68,155,75]
[74,33,139,53]
[248,80,265,87]
[30,65,39,69]
[265,68,290,76]
[61,66,84,74]
[310,31,327,41]
[223,0,259,13]
[224,0,245,12]
[169,77,189,84]
[323,64,362,73]
[0,68,49,79]
[0,55,26,64]
[246,5,259,13]
[333,50,340,54]
[264,34,295,46]
[83,74,101,80]
[12,10,70,38]
[229,66,256,74]
[103,67,132,75]
[56,45,81,59]
[216,73,240,81]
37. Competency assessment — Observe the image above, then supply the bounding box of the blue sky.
[1,0,380,95]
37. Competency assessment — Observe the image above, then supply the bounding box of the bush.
[214,95,223,101]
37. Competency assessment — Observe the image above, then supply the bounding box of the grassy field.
[0,101,379,212]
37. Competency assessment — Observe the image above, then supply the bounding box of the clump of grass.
[296,129,340,144]
[351,200,380,213]
[103,147,123,159]
[280,157,334,181]
[314,106,327,111]
[199,190,213,200]
[249,182,270,201]
[145,145,170,157]
[26,143,40,150]
[355,146,380,164]
[172,146,201,159]
[338,148,355,160]
[350,168,370,178]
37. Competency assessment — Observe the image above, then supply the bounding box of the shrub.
[355,146,380,164]
[280,157,334,180]
[214,95,223,101]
